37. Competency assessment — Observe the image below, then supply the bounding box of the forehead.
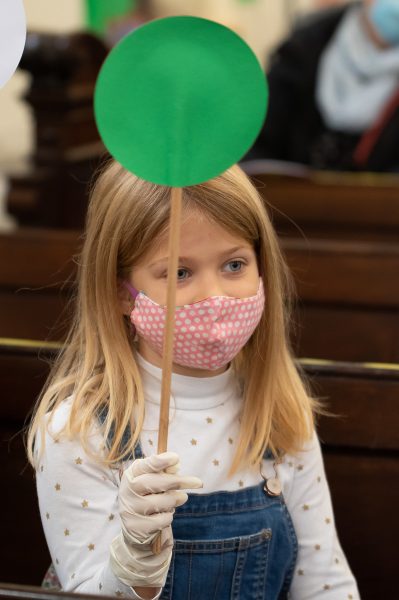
[147,208,253,263]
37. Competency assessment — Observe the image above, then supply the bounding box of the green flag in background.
[86,0,135,35]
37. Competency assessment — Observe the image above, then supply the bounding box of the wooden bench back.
[0,229,80,341]
[0,582,113,600]
[1,227,399,362]
[283,237,399,362]
[304,358,399,600]
[245,163,399,241]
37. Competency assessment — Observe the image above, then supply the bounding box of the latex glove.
[110,452,202,589]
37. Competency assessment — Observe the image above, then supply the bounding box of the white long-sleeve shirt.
[35,351,360,599]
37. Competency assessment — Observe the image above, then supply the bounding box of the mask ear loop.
[122,280,139,339]
[123,280,140,299]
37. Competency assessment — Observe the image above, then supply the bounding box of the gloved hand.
[109,452,202,589]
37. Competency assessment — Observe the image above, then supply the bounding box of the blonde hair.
[27,159,320,473]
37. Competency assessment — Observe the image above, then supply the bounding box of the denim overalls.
[42,411,298,598]
[134,442,298,600]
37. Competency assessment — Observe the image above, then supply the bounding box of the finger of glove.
[127,452,180,480]
[123,510,174,541]
[121,490,188,517]
[165,461,180,474]
[130,472,202,495]
[122,520,173,550]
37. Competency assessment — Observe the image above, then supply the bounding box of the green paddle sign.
[94,16,268,186]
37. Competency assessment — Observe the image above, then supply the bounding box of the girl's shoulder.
[276,429,324,497]
[45,395,102,437]
[45,395,74,436]
[39,394,104,455]
[282,428,320,465]
[36,395,119,482]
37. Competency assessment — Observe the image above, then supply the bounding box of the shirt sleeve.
[279,430,360,600]
[35,401,161,599]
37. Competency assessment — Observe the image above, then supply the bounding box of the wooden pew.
[0,228,80,341]
[1,226,398,362]
[243,161,399,242]
[303,358,399,600]
[0,582,113,600]
[242,162,399,361]
[283,236,399,362]
[6,32,108,229]
[0,339,59,585]
[1,338,397,599]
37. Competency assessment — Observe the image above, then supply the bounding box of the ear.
[117,280,134,316]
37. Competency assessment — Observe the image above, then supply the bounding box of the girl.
[27,160,359,600]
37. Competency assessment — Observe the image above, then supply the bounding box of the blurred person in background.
[249,0,399,172]
[106,0,156,46]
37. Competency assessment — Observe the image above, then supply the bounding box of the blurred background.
[0,2,398,600]
[0,0,349,175]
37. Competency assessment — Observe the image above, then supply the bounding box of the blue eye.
[226,260,245,273]
[161,268,188,280]
[177,268,188,280]
[162,260,246,280]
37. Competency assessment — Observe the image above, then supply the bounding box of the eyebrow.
[149,246,251,267]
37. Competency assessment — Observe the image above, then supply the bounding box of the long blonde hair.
[27,159,320,473]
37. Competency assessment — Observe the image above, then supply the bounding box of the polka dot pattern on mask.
[131,278,265,370]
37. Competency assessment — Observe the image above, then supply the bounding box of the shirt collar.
[135,350,238,410]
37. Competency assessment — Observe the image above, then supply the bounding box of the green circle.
[94,16,268,186]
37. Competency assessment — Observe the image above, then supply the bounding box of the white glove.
[110,452,202,589]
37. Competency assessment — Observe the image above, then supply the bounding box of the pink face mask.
[124,278,265,371]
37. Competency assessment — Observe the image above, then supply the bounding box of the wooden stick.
[152,186,182,555]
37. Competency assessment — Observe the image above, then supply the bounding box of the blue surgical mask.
[368,0,399,46]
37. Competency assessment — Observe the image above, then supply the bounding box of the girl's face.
[124,208,261,377]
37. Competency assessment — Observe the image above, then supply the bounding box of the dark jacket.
[248,5,399,172]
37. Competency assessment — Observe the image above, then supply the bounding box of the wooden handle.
[151,187,182,556]
[152,532,162,555]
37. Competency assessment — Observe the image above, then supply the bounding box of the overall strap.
[263,447,276,460]
[97,407,144,460]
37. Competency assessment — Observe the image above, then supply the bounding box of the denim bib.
[99,414,298,599]
[133,441,297,599]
